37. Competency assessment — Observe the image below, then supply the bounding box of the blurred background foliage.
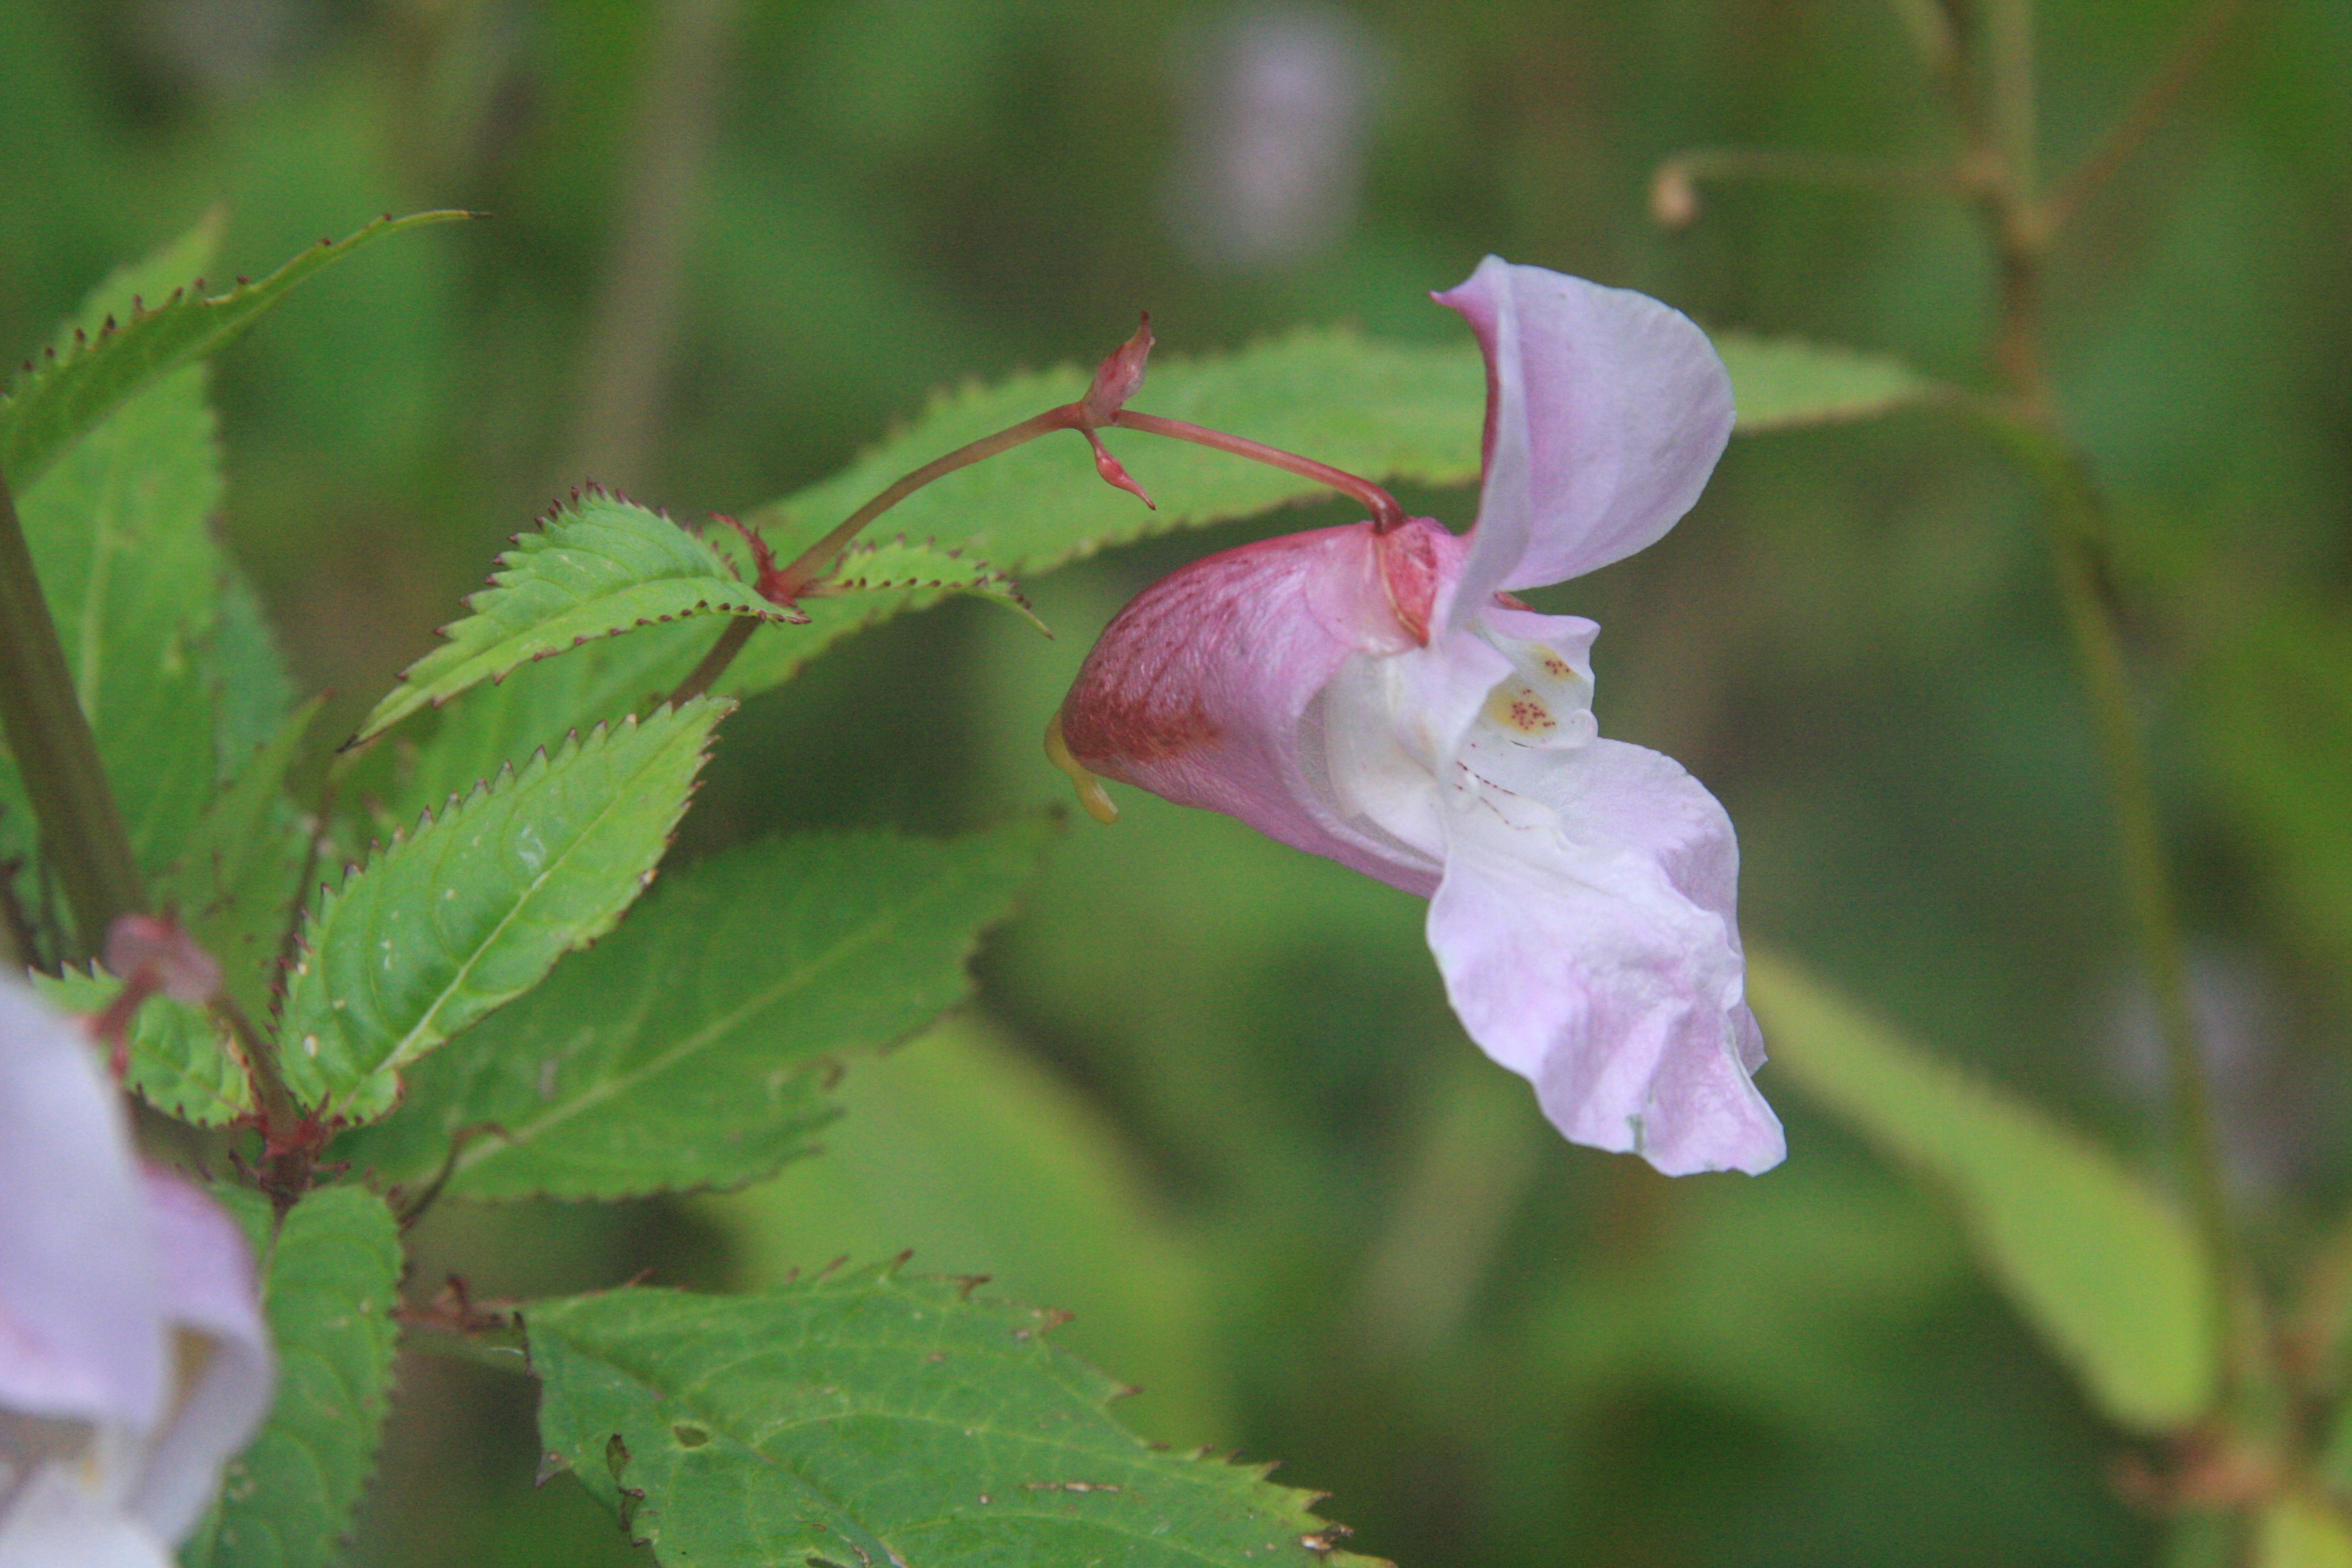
[3,0,2348,1561]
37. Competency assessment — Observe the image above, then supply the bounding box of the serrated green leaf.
[159,697,322,1021]
[706,1014,1233,1449]
[1714,333,1944,433]
[813,534,1048,633]
[336,819,1051,1201]
[183,1185,402,1568]
[211,565,299,772]
[30,963,251,1125]
[350,491,799,748]
[11,332,223,882]
[0,211,469,491]
[528,1269,1376,1567]
[279,696,728,1124]
[1747,952,2219,1432]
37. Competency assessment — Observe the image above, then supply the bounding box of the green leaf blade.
[1748,952,2220,1431]
[0,211,470,491]
[1714,333,1944,433]
[337,820,1052,1201]
[31,965,251,1126]
[528,1270,1375,1567]
[350,492,795,748]
[184,1186,403,1568]
[281,696,728,1123]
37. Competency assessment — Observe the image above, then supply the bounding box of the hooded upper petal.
[1424,733,1783,1175]
[1058,517,1468,896]
[0,984,167,1428]
[1435,257,1735,620]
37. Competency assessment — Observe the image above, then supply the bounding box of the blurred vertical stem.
[1963,0,2249,1412]
[0,468,143,958]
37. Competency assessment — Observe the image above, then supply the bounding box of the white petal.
[1435,258,1735,619]
[1424,738,1784,1175]
[0,1461,174,1568]
[0,984,166,1428]
[124,1173,272,1544]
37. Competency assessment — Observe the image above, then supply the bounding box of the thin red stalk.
[1109,411,1407,532]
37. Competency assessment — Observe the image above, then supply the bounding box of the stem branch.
[1109,411,1407,532]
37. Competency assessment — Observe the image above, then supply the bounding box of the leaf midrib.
[455,867,994,1174]
[328,714,700,1114]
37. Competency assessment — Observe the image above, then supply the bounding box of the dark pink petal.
[0,983,166,1428]
[1425,736,1784,1175]
[1435,257,1734,617]
[1059,517,1465,894]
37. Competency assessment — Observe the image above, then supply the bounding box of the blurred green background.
[6,0,2350,1561]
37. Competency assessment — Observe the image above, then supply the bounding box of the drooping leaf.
[183,1185,403,1568]
[336,820,1051,1200]
[1713,333,1945,433]
[0,211,469,491]
[349,491,799,749]
[1747,952,2219,1432]
[812,534,1047,632]
[279,697,727,1124]
[528,1269,1374,1567]
[705,1014,1232,1449]
[158,697,322,1021]
[31,963,250,1126]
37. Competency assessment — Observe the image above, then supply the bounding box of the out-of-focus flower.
[1053,257,1784,1175]
[0,981,272,1567]
[1165,4,1380,270]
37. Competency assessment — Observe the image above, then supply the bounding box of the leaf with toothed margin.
[181,1184,402,1568]
[527,1267,1381,1568]
[348,491,802,749]
[332,819,1053,1201]
[31,964,251,1126]
[0,211,471,491]
[278,696,728,1126]
[812,535,1048,634]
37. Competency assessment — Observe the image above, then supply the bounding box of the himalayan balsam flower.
[1053,257,1785,1175]
[0,981,273,1567]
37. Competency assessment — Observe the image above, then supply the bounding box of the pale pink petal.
[1434,257,1734,618]
[1425,737,1783,1175]
[0,1468,174,1568]
[125,1173,272,1544]
[1059,517,1468,895]
[0,984,166,1427]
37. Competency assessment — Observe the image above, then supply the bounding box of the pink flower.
[0,981,273,1566]
[1053,257,1784,1175]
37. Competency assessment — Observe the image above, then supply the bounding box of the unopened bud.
[1084,431,1154,509]
[1082,314,1154,426]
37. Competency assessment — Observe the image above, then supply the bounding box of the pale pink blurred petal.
[1425,737,1783,1175]
[125,1173,273,1543]
[1435,256,1734,620]
[0,985,166,1428]
[0,1466,174,1568]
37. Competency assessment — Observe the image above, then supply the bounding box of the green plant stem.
[1961,0,2250,1417]
[0,467,143,957]
[214,992,302,1158]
